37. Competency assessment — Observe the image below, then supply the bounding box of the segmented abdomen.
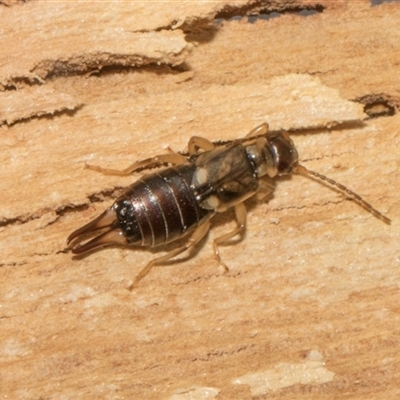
[114,164,210,246]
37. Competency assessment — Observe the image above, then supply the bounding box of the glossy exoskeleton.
[67,123,390,288]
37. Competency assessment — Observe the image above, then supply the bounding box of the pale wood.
[1,1,399,399]
[0,86,82,125]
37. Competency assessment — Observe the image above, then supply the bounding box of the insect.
[67,123,390,289]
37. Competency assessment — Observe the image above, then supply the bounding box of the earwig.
[67,123,390,289]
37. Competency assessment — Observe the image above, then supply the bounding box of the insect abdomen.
[115,164,210,247]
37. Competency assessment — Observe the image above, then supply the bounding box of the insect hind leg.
[213,202,247,272]
[85,152,188,176]
[128,219,211,290]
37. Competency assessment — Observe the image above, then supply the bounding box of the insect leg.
[245,122,269,138]
[85,153,188,176]
[188,136,215,155]
[256,178,276,202]
[212,202,247,272]
[128,218,211,290]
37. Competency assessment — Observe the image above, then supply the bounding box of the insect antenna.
[293,164,391,225]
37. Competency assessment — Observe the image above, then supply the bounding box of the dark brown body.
[114,164,210,247]
[68,137,264,255]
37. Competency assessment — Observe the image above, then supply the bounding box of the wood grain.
[1,1,399,399]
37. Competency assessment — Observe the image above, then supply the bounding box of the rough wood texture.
[1,1,399,399]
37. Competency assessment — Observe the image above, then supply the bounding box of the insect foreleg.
[85,153,189,176]
[128,218,212,290]
[188,136,215,155]
[212,202,247,272]
[256,178,276,202]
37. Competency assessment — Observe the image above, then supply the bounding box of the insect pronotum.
[67,123,390,289]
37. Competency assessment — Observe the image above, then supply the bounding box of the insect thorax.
[192,144,260,212]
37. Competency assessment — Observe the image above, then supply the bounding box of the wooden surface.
[1,1,399,399]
